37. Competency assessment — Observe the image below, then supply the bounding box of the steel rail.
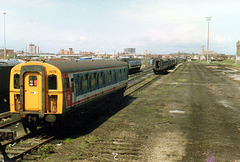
[128,68,152,81]
[11,136,55,161]
[0,119,20,129]
[125,75,160,96]
[127,73,153,89]
[0,112,11,119]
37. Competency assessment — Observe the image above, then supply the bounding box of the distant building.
[64,50,69,55]
[0,48,15,55]
[200,45,216,58]
[124,48,136,54]
[79,51,94,56]
[16,50,24,54]
[59,48,74,55]
[69,48,74,54]
[60,49,64,54]
[29,43,39,54]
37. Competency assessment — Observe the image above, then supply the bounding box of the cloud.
[1,0,239,54]
[65,35,87,43]
[0,0,65,8]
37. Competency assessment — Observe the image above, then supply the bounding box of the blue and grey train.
[151,58,177,74]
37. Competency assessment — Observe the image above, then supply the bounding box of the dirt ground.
[43,62,240,161]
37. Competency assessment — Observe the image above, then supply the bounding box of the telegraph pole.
[206,16,212,63]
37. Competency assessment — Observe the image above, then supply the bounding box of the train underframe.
[13,88,126,133]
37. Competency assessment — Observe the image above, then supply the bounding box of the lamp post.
[3,12,6,59]
[206,16,212,63]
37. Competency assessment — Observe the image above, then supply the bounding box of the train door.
[63,76,72,107]
[71,78,76,105]
[156,60,160,68]
[23,72,42,111]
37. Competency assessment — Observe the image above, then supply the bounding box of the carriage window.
[118,70,122,81]
[71,78,74,92]
[14,74,20,89]
[105,72,107,84]
[113,70,117,81]
[99,72,103,86]
[123,69,127,79]
[29,76,37,87]
[64,78,69,90]
[122,69,125,79]
[48,75,57,90]
[91,73,96,88]
[82,74,89,90]
[108,71,112,83]
[76,75,79,92]
[76,75,82,92]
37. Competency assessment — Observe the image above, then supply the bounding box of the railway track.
[0,71,159,161]
[54,67,177,161]
[128,68,152,81]
[126,74,160,96]
[0,65,177,161]
[0,112,20,130]
[73,65,181,161]
[0,112,11,119]
[0,68,156,161]
[0,128,54,161]
[0,112,53,161]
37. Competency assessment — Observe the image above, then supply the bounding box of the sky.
[0,0,239,54]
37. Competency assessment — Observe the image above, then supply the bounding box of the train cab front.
[9,61,63,132]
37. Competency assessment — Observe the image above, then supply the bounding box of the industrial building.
[124,48,136,54]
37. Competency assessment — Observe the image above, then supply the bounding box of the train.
[79,57,92,60]
[119,58,142,72]
[151,58,177,74]
[0,59,23,112]
[9,60,128,131]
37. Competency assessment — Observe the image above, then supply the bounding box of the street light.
[3,12,6,59]
[206,16,212,63]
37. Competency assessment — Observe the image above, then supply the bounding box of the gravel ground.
[43,62,240,161]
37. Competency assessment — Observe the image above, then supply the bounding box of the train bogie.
[9,60,128,127]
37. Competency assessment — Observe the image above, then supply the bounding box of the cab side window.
[14,74,20,89]
[48,75,57,90]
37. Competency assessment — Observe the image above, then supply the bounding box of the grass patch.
[144,107,157,113]
[197,59,240,68]
[79,135,99,150]
[34,143,55,159]
[145,75,156,81]
[65,138,75,144]
[67,154,82,161]
[38,143,55,153]
[178,79,187,82]
[216,59,235,65]
[79,140,89,150]
[116,113,128,117]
